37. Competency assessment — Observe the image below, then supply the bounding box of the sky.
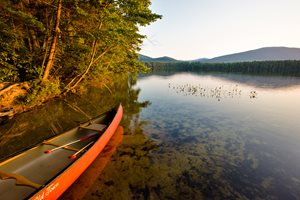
[139,0,300,60]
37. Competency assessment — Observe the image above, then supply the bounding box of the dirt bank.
[0,82,30,117]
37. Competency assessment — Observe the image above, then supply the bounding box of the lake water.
[84,72,300,200]
[1,72,300,199]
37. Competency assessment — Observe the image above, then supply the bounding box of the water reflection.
[213,73,300,89]
[83,72,300,199]
[0,73,150,161]
[140,71,300,89]
[60,126,124,200]
[1,72,300,199]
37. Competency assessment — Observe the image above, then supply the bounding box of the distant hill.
[139,54,178,62]
[191,58,210,62]
[140,47,300,63]
[204,47,300,63]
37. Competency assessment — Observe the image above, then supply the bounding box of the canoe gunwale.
[0,104,123,200]
[28,104,123,200]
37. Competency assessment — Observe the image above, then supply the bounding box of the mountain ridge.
[139,54,178,62]
[140,47,300,63]
[206,47,300,63]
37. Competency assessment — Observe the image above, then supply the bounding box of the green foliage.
[146,60,300,76]
[5,7,45,31]
[21,79,61,105]
[0,0,161,84]
[0,0,48,82]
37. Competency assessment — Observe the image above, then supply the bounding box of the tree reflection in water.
[0,73,152,162]
[2,72,300,199]
[83,72,300,200]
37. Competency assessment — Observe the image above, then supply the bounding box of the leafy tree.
[146,60,300,76]
[0,0,161,89]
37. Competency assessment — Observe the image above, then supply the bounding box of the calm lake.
[1,72,300,199]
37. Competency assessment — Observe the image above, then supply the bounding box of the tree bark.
[42,0,62,82]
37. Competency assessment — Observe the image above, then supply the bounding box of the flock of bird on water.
[168,83,257,101]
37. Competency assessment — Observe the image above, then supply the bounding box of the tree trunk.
[63,44,113,94]
[42,0,62,82]
[62,20,111,94]
[63,40,97,94]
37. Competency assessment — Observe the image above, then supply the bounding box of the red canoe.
[0,104,123,200]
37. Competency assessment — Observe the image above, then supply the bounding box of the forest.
[0,0,160,115]
[145,60,300,76]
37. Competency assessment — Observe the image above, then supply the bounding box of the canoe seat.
[0,170,41,189]
[43,141,80,152]
[79,124,107,132]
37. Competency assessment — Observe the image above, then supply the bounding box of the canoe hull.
[29,104,123,200]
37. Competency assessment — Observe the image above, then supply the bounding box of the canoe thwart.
[0,170,42,189]
[0,105,123,200]
[79,124,107,132]
[43,141,80,152]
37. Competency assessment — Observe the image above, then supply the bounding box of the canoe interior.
[0,107,117,200]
